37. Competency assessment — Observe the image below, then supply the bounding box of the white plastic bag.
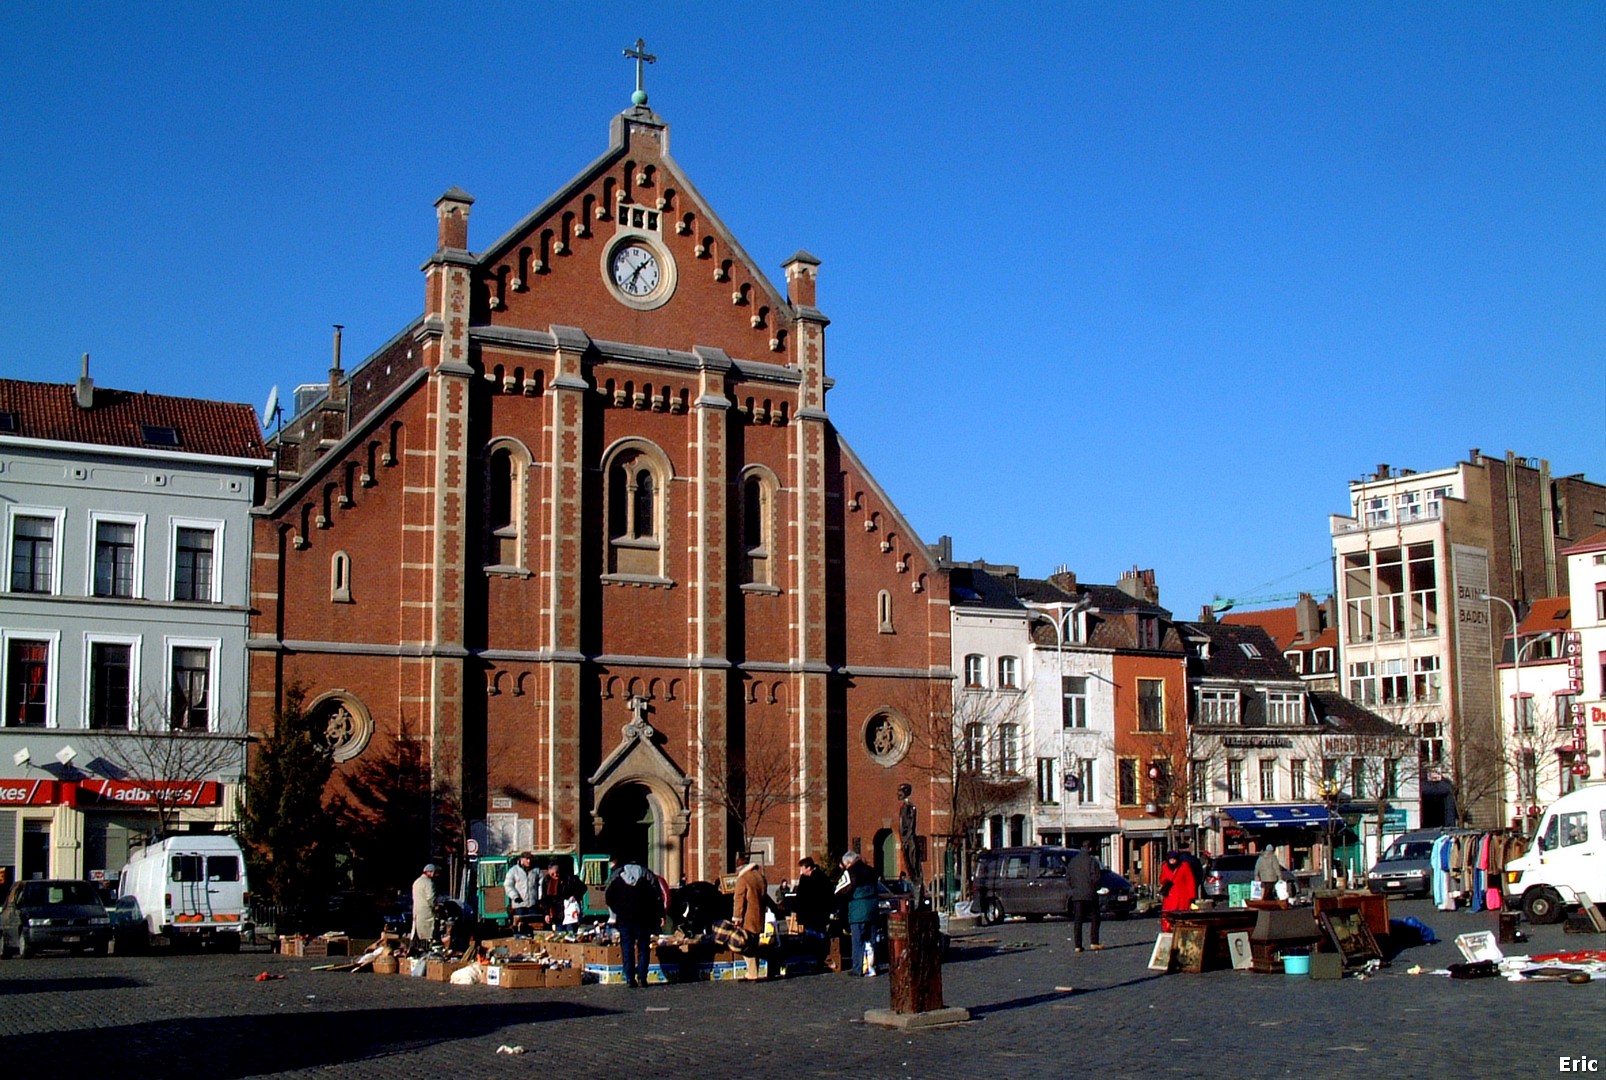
[449,961,484,985]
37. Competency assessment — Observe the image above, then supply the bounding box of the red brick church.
[248,84,951,888]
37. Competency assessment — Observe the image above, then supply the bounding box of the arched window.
[740,470,775,587]
[604,440,671,579]
[963,654,986,688]
[331,551,352,603]
[997,655,1019,689]
[877,590,894,633]
[484,441,529,569]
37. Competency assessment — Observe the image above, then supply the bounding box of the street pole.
[1480,593,1520,824]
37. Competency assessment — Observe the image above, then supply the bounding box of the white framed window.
[1226,758,1244,802]
[1258,758,1277,801]
[169,518,223,603]
[1347,661,1376,705]
[1198,688,1239,726]
[89,511,145,599]
[1290,758,1307,800]
[85,633,140,730]
[1190,758,1210,803]
[1036,757,1059,804]
[6,505,65,595]
[2,629,59,728]
[1266,691,1304,725]
[963,654,986,689]
[165,637,220,732]
[997,722,1020,775]
[1312,648,1333,674]
[1074,758,1097,805]
[1380,658,1409,704]
[1412,656,1441,703]
[1285,651,1304,673]
[1238,642,1261,659]
[1061,675,1088,728]
[997,655,1019,690]
[963,723,986,771]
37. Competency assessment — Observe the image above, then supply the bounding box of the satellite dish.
[262,384,281,430]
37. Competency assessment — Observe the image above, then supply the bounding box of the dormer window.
[1239,642,1261,659]
[1136,615,1159,650]
[141,424,180,447]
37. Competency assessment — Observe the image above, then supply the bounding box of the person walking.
[838,852,882,976]
[732,855,771,981]
[504,852,541,932]
[411,863,439,947]
[604,854,663,988]
[1067,840,1103,953]
[1255,845,1285,902]
[1158,850,1198,933]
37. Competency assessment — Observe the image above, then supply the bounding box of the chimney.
[783,251,820,308]
[1294,593,1320,643]
[434,187,474,251]
[1198,604,1216,623]
[328,324,346,395]
[1375,463,1391,481]
[74,352,94,409]
[1048,566,1078,594]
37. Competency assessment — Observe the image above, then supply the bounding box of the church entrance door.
[598,782,657,872]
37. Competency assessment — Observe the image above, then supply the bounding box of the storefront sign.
[0,780,58,805]
[1222,736,1294,749]
[78,779,221,806]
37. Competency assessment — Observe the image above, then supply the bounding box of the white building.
[0,365,269,881]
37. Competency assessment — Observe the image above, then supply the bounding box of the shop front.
[1216,804,1350,884]
[0,779,230,887]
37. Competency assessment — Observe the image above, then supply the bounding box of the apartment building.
[1330,451,1606,827]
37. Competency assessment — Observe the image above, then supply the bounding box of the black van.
[970,846,1135,925]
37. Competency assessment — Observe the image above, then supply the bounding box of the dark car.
[1365,830,1447,898]
[1200,854,1302,902]
[971,846,1136,925]
[1,879,114,958]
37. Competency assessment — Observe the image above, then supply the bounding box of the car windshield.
[22,882,99,906]
[1384,842,1434,861]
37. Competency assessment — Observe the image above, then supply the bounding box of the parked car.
[1,879,114,958]
[971,846,1135,925]
[1366,831,1445,898]
[1200,854,1301,902]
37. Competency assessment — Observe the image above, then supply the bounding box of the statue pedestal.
[865,907,969,1029]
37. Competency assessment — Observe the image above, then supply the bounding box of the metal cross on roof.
[624,38,656,106]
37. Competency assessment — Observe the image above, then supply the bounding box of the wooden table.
[1165,909,1262,972]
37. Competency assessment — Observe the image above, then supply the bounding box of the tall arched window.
[484,441,529,569]
[604,440,671,579]
[331,551,352,603]
[740,470,775,587]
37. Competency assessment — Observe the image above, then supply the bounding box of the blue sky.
[3,3,1602,617]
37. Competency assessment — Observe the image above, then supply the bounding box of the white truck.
[1505,784,1606,924]
[113,835,251,951]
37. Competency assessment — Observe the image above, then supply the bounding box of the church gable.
[470,108,793,361]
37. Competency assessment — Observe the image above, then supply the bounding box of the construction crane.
[1209,590,1327,615]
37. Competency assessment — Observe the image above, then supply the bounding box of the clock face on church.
[604,237,675,309]
[611,244,659,295]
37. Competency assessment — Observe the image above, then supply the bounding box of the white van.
[1504,784,1606,924]
[113,835,250,951]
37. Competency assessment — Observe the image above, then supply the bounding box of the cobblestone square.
[1,900,1597,1079]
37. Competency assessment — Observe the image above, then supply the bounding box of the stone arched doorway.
[598,782,656,868]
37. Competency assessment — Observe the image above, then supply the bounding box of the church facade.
[248,100,952,887]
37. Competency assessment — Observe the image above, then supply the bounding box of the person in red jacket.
[1158,850,1198,932]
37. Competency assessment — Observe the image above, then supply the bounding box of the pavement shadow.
[1,999,618,1076]
[0,975,145,995]
[967,972,1169,1017]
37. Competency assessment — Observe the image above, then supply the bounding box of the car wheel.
[985,898,1005,926]
[1524,887,1566,925]
[18,933,34,959]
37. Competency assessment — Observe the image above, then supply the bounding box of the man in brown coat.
[732,856,770,981]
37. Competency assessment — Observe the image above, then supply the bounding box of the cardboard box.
[543,966,582,988]
[487,963,548,988]
[426,959,472,982]
[578,943,623,966]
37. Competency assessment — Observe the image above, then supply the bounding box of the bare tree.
[1499,695,1574,835]
[87,695,247,840]
[691,717,818,868]
[900,680,1032,894]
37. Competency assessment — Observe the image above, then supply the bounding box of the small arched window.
[877,590,894,633]
[331,551,352,603]
[964,654,986,688]
[997,655,1019,690]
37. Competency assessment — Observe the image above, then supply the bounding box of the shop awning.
[1222,805,1345,828]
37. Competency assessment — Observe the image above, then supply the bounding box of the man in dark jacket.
[605,855,663,988]
[791,857,834,934]
[1067,841,1103,952]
